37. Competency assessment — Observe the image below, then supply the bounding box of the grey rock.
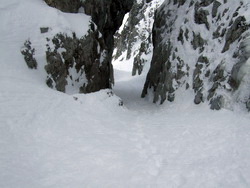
[45,38,68,92]
[40,27,49,34]
[178,28,184,44]
[211,62,226,83]
[210,95,223,110]
[213,26,221,39]
[192,56,209,99]
[222,16,249,53]
[207,62,226,107]
[132,40,150,76]
[212,1,221,18]
[173,0,186,7]
[197,55,209,65]
[247,99,250,111]
[199,0,214,7]
[194,6,210,30]
[184,28,189,41]
[194,90,203,104]
[191,32,207,52]
[21,40,37,69]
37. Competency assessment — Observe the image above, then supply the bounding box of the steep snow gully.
[1,0,250,187]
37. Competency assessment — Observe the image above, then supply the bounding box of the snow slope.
[1,0,250,187]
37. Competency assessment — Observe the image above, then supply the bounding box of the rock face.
[142,0,250,110]
[113,0,163,75]
[40,0,133,93]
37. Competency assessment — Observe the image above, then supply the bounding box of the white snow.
[1,0,250,188]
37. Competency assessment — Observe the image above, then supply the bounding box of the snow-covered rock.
[142,0,250,111]
[21,0,133,94]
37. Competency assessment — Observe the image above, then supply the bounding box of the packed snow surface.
[1,0,250,187]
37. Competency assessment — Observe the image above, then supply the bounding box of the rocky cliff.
[142,0,250,111]
[22,0,133,93]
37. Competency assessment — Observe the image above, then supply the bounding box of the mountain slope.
[1,0,250,187]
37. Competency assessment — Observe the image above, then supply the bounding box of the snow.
[1,0,250,188]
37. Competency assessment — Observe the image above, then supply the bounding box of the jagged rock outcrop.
[29,0,134,93]
[113,0,163,75]
[142,0,250,110]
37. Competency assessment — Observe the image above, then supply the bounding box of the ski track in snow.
[133,118,163,178]
[1,0,250,187]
